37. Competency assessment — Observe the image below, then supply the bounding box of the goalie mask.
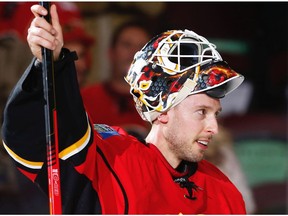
[125,29,244,123]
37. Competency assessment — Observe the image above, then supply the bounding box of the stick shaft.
[40,2,62,214]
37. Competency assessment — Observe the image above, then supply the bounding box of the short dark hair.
[110,19,152,48]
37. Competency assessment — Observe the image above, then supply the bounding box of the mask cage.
[150,30,223,75]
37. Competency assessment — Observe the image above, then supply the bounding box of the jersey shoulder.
[198,159,231,182]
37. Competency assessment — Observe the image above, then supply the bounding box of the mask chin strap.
[143,78,197,123]
[171,78,197,109]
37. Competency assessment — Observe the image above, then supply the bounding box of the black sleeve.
[1,49,101,214]
[1,48,87,167]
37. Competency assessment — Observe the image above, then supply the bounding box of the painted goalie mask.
[125,29,244,123]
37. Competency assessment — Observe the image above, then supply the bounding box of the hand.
[27,4,63,62]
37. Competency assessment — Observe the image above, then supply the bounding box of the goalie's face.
[160,93,221,168]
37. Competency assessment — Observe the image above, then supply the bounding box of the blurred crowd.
[0,2,287,214]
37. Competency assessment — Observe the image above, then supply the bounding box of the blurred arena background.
[0,1,287,214]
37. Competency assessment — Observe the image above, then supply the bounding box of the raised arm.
[1,4,90,184]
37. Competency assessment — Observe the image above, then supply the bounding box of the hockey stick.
[40,2,62,214]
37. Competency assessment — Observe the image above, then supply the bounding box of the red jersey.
[81,82,150,139]
[1,49,246,214]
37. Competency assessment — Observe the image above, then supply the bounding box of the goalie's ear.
[157,113,168,124]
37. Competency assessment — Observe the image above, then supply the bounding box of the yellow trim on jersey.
[58,121,91,160]
[2,141,43,169]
